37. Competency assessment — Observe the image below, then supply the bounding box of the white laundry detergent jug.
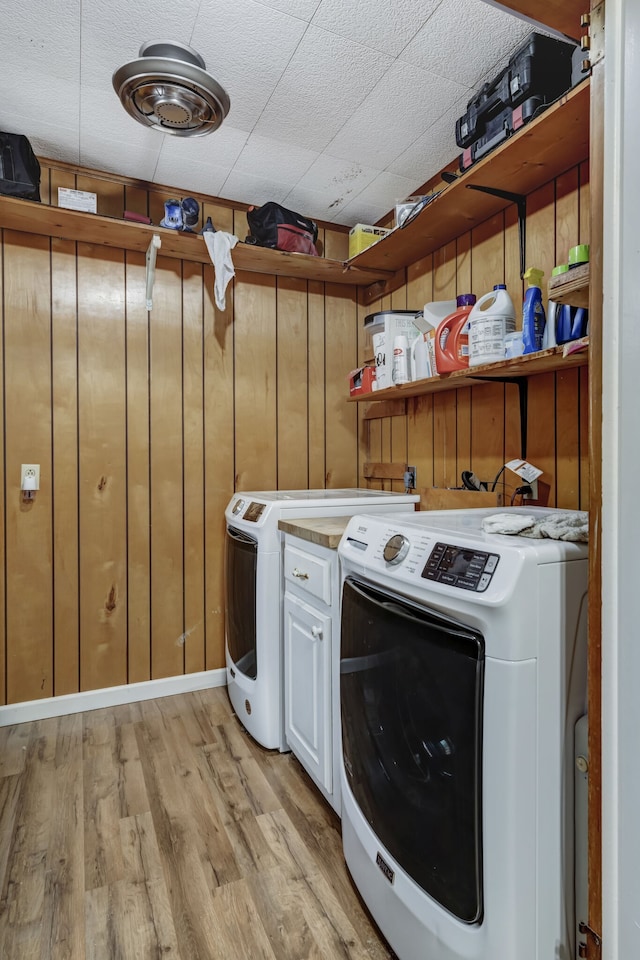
[468,284,516,367]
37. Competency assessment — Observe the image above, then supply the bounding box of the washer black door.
[340,576,484,923]
[225,526,258,679]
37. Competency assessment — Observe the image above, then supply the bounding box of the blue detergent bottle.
[522,267,546,354]
[556,304,573,344]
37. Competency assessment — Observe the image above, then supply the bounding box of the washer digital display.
[422,542,499,591]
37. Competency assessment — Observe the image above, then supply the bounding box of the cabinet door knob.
[292,568,309,580]
[311,625,322,640]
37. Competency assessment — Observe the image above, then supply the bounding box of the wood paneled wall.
[360,161,590,509]
[0,164,358,705]
[0,158,588,705]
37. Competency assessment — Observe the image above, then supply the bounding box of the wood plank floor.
[0,688,395,960]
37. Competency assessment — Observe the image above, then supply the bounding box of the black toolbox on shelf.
[455,32,577,171]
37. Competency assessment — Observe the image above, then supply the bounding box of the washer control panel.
[383,534,410,565]
[422,542,500,592]
[244,501,266,522]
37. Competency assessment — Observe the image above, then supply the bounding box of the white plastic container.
[504,331,524,359]
[392,335,409,384]
[372,331,389,389]
[468,284,516,367]
[364,310,421,389]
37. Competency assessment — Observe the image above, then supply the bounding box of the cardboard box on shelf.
[349,366,376,396]
[348,223,391,259]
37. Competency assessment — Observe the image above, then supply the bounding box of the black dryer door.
[340,576,484,924]
[225,526,258,680]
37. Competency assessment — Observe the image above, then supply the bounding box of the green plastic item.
[568,243,590,267]
[552,263,570,277]
[523,266,544,287]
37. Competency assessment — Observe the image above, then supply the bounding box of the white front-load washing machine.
[338,507,588,960]
[224,488,418,751]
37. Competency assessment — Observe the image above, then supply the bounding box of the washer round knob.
[383,534,410,565]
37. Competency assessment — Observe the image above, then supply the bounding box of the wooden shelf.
[496,1,584,40]
[352,81,590,303]
[348,340,589,402]
[548,262,589,307]
[0,195,393,288]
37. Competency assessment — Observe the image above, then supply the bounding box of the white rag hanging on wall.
[203,231,238,310]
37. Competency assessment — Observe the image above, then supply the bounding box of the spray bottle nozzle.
[523,266,544,287]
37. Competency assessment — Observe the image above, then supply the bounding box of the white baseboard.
[0,668,227,727]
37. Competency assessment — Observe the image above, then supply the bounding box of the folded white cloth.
[482,513,536,536]
[482,511,588,542]
[203,231,238,311]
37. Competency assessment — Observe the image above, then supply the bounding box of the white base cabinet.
[283,534,342,815]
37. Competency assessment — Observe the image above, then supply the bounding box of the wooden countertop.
[278,516,351,549]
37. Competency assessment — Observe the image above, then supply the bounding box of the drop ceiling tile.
[232,135,318,183]
[326,60,468,168]
[6,68,80,131]
[340,173,416,226]
[152,155,230,199]
[3,0,81,82]
[293,155,379,210]
[79,134,162,183]
[335,196,389,228]
[257,0,322,20]
[80,0,203,90]
[192,0,308,129]
[310,0,441,57]
[387,94,469,182]
[156,126,249,167]
[82,0,202,39]
[281,184,353,223]
[218,171,291,210]
[401,0,533,87]
[253,26,393,152]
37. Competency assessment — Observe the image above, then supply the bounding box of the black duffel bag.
[0,132,41,201]
[246,202,318,256]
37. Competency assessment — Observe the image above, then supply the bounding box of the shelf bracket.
[472,375,528,460]
[465,184,527,277]
[442,172,527,277]
[146,233,162,311]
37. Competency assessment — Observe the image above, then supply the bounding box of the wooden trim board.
[0,668,227,727]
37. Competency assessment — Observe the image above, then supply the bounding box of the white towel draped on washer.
[203,231,238,311]
[482,511,588,542]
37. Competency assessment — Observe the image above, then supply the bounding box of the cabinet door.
[284,592,332,793]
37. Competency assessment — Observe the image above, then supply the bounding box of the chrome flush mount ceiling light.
[112,41,230,137]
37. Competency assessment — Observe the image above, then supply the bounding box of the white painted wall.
[601,1,640,956]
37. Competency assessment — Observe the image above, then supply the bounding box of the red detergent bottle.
[434,294,476,373]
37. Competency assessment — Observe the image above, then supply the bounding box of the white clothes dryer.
[224,488,418,751]
[338,507,588,960]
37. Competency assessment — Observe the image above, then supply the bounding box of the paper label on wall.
[505,459,543,483]
[58,187,97,213]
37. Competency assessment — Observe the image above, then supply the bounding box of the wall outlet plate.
[21,464,40,490]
